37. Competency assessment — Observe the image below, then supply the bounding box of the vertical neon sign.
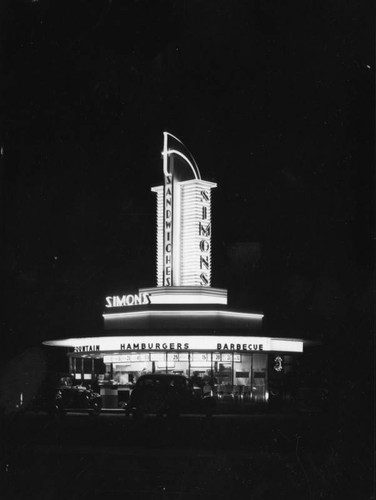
[163,133,173,286]
[199,189,211,285]
[155,132,217,287]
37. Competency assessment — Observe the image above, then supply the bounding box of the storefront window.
[252,354,268,402]
[68,351,270,403]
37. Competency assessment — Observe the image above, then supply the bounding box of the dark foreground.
[0,410,371,500]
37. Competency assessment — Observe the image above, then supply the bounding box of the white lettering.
[115,296,126,307]
[216,343,263,352]
[105,293,150,308]
[126,295,134,306]
[142,293,151,305]
[134,295,141,306]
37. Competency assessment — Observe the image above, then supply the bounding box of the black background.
[0,3,373,497]
[1,0,373,387]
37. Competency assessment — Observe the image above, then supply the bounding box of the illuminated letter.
[134,294,141,306]
[200,190,210,202]
[199,240,210,252]
[105,297,113,308]
[200,272,209,286]
[200,255,209,270]
[126,295,134,306]
[142,293,150,305]
[115,296,126,307]
[199,222,211,237]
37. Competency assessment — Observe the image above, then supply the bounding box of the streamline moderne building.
[43,133,304,408]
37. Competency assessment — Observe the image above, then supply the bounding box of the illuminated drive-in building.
[43,133,304,408]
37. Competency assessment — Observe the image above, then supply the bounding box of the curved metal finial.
[162,132,201,180]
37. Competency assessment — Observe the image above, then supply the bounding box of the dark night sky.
[1,0,373,362]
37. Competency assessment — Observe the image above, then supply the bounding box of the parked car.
[56,385,102,416]
[28,385,102,416]
[125,374,216,418]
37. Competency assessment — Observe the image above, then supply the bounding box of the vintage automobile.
[125,373,216,418]
[28,385,102,416]
[55,385,102,416]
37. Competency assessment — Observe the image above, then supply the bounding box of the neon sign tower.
[151,133,217,287]
[43,132,306,410]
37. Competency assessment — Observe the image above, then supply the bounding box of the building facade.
[44,133,304,409]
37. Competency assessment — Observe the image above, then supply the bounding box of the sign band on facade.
[105,293,151,308]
